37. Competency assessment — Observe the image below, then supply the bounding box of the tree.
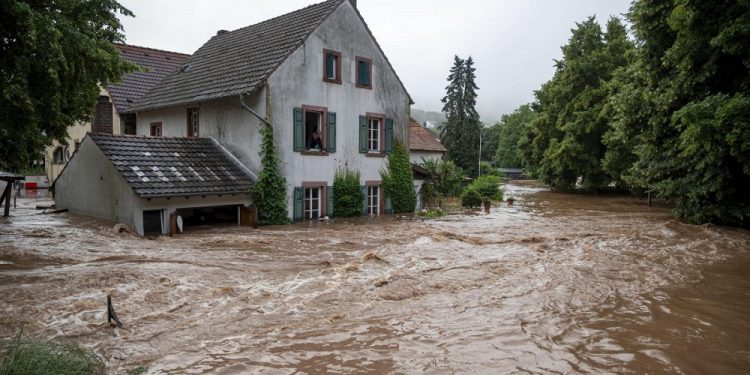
[494,104,537,168]
[0,0,138,172]
[419,158,465,207]
[381,142,416,213]
[440,55,482,176]
[461,175,503,208]
[608,0,750,227]
[524,16,633,190]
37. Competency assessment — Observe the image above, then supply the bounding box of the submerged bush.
[381,142,417,213]
[333,167,364,217]
[461,187,483,208]
[0,331,104,375]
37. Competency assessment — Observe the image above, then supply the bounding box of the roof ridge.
[224,0,344,36]
[115,43,191,58]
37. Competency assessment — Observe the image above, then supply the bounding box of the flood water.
[1,181,749,374]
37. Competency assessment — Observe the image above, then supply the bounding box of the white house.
[132,0,413,220]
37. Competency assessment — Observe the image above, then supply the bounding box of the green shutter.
[385,196,393,215]
[361,185,368,215]
[385,118,394,153]
[293,187,303,221]
[293,107,303,151]
[327,186,334,217]
[358,61,370,85]
[359,115,367,153]
[327,112,336,153]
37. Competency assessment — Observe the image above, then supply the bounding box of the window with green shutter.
[356,57,372,88]
[323,49,341,84]
[359,115,368,153]
[326,112,336,153]
[293,187,304,221]
[293,108,304,151]
[385,118,394,153]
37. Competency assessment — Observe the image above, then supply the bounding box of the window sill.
[301,150,329,156]
[323,78,342,85]
[356,83,372,89]
[365,151,386,158]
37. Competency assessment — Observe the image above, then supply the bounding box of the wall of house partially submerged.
[54,137,139,227]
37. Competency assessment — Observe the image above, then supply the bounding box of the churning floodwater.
[1,181,749,374]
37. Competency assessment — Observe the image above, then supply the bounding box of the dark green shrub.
[469,175,504,202]
[253,122,290,225]
[0,331,104,375]
[333,168,364,217]
[381,142,417,213]
[461,187,482,208]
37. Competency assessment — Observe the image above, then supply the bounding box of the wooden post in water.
[648,191,652,207]
[107,295,123,328]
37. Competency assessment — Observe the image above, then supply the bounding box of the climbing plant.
[253,121,289,225]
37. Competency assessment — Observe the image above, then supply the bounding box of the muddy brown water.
[1,182,749,374]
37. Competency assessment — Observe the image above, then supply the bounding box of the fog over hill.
[411,109,446,128]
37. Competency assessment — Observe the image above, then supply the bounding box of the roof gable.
[107,44,190,114]
[134,0,345,111]
[87,134,255,198]
[134,0,413,111]
[409,118,446,152]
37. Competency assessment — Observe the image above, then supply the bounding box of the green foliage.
[416,208,446,219]
[333,167,364,217]
[479,161,502,177]
[460,188,483,208]
[127,366,147,375]
[420,158,464,196]
[440,55,482,177]
[481,123,501,162]
[381,142,416,213]
[469,175,504,202]
[524,16,633,191]
[253,123,289,225]
[0,331,103,375]
[0,0,138,172]
[495,104,537,168]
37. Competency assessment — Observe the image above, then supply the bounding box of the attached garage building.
[54,134,256,235]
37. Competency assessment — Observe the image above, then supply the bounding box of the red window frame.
[322,49,342,84]
[355,56,372,89]
[366,112,385,154]
[365,180,384,215]
[302,104,328,155]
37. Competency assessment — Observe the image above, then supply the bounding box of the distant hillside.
[411,109,446,128]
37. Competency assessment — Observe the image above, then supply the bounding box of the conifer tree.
[440,55,481,176]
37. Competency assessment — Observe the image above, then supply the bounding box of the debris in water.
[114,223,133,234]
[107,295,123,328]
[373,279,389,287]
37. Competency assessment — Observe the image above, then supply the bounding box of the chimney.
[216,30,228,36]
[349,0,356,8]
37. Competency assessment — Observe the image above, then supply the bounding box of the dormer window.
[323,49,341,84]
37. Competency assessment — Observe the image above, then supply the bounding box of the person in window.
[308,131,322,150]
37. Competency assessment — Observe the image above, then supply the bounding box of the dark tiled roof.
[0,171,24,181]
[409,118,447,152]
[107,44,190,114]
[88,134,255,198]
[134,0,344,111]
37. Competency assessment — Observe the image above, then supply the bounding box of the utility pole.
[478,127,483,177]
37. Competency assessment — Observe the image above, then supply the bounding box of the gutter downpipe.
[240,93,271,127]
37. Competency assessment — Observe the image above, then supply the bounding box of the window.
[187,108,199,137]
[356,57,372,88]
[304,187,321,219]
[121,113,137,135]
[359,115,393,155]
[323,49,341,84]
[52,146,66,164]
[367,185,380,215]
[305,110,324,151]
[150,122,162,137]
[368,117,381,152]
[293,107,336,154]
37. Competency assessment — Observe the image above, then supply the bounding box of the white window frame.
[368,118,380,152]
[367,185,380,215]
[304,187,321,219]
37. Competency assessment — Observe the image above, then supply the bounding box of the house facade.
[133,0,412,220]
[44,45,189,183]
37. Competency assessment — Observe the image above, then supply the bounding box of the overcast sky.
[118,0,632,122]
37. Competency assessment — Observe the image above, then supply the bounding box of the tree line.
[440,0,749,228]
